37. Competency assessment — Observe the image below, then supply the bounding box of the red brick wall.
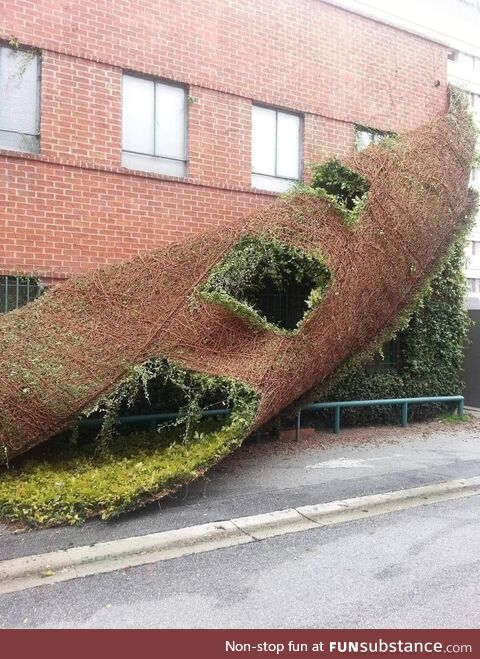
[40,51,122,168]
[0,0,448,279]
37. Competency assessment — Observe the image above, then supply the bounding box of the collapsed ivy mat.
[0,90,477,526]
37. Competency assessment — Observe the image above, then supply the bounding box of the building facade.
[0,0,449,295]
[449,52,480,307]
[331,0,480,306]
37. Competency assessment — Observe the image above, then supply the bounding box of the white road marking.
[305,454,403,469]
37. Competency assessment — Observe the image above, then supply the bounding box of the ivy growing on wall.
[312,238,471,425]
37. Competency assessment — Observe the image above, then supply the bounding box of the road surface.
[1,418,480,628]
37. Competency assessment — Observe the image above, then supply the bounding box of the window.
[466,277,480,293]
[366,338,402,372]
[0,44,40,153]
[457,52,476,79]
[469,93,480,125]
[471,169,480,192]
[0,275,43,313]
[448,49,480,86]
[122,73,187,176]
[356,127,392,152]
[200,237,330,332]
[251,105,302,193]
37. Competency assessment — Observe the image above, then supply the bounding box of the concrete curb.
[1,475,480,595]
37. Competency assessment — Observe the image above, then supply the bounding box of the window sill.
[251,173,299,193]
[0,139,40,156]
[122,152,187,178]
[0,149,279,197]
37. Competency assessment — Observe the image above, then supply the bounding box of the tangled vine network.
[0,89,477,466]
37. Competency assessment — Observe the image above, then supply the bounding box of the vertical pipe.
[458,398,465,416]
[334,406,341,434]
[296,411,301,442]
[401,402,408,428]
[15,276,19,310]
[3,275,7,313]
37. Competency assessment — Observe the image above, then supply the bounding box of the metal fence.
[0,275,43,314]
[257,290,311,331]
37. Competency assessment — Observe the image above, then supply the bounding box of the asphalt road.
[2,419,480,561]
[1,418,480,627]
[1,495,480,628]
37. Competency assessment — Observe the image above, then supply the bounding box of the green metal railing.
[297,396,465,438]
[78,408,230,431]
[78,395,464,438]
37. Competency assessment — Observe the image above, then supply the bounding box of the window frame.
[470,92,480,119]
[251,103,303,188]
[355,125,394,152]
[0,42,41,154]
[121,70,188,175]
[365,337,403,372]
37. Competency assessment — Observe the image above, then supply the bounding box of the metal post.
[334,406,341,434]
[458,398,464,416]
[401,401,408,428]
[296,410,301,442]
[4,275,8,313]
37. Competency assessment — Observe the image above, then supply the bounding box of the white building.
[328,0,480,307]
[448,46,480,307]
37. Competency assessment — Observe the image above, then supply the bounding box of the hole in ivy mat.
[200,236,331,331]
[310,158,370,223]
[0,361,259,527]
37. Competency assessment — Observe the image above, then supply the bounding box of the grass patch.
[439,412,470,424]
[0,404,257,528]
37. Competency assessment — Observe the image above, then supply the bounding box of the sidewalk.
[2,417,480,562]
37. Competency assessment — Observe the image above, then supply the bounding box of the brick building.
[0,0,449,296]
